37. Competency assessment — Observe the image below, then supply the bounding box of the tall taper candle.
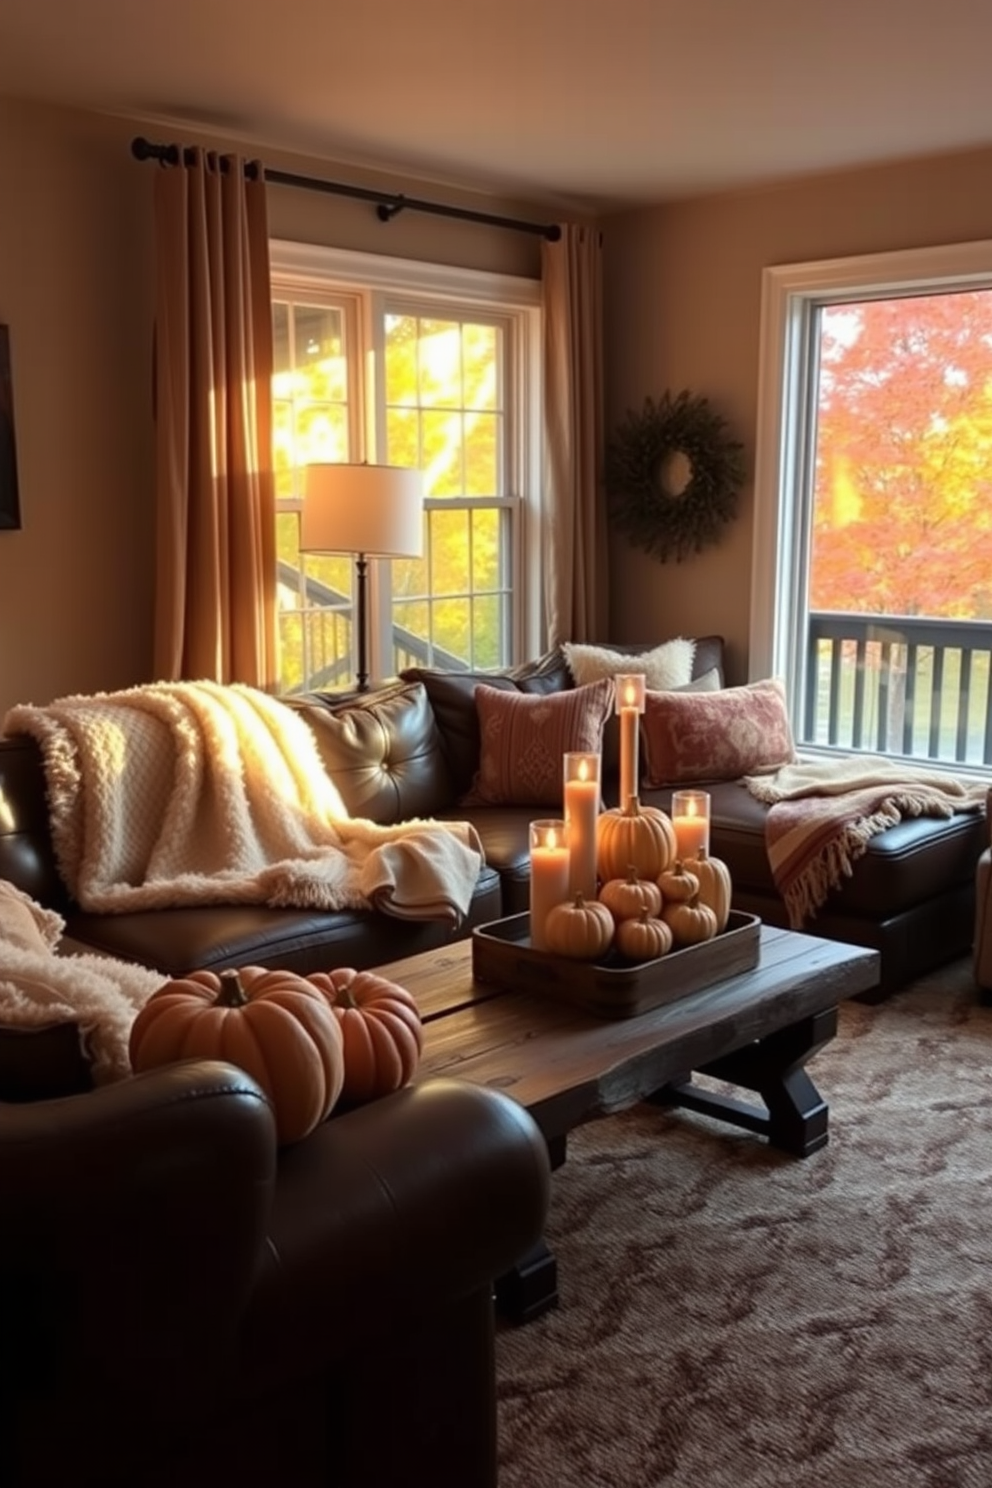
[529,819,570,950]
[615,673,646,810]
[564,751,601,899]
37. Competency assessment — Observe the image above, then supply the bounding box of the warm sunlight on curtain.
[541,223,608,647]
[152,149,277,687]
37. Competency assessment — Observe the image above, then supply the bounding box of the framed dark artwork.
[0,323,21,530]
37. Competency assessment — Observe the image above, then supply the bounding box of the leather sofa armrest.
[0,1059,277,1399]
[241,1076,552,1381]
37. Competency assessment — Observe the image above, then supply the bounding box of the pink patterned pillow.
[463,677,615,806]
[642,677,797,786]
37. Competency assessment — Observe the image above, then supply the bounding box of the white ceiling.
[1,0,991,213]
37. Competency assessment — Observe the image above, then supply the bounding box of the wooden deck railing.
[804,612,992,766]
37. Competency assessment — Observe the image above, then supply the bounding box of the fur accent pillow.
[642,677,797,786]
[463,677,615,806]
[563,638,696,691]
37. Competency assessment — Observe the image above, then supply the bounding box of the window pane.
[386,407,420,471]
[471,508,500,591]
[430,507,471,594]
[433,596,471,663]
[385,315,418,408]
[463,323,498,410]
[465,412,499,497]
[418,318,462,408]
[422,409,464,497]
[472,594,502,669]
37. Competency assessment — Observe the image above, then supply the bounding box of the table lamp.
[300,462,424,692]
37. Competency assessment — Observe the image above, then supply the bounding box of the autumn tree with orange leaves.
[811,290,992,620]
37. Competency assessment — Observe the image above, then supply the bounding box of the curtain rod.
[131,136,561,242]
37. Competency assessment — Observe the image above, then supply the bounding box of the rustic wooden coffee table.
[373,921,880,1320]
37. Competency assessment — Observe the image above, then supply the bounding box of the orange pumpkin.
[544,892,615,960]
[307,968,424,1105]
[599,868,663,923]
[129,966,345,1145]
[596,798,677,883]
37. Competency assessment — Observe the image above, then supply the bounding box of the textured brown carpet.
[496,955,992,1488]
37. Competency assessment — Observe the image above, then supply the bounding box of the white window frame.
[750,237,992,736]
[270,240,544,677]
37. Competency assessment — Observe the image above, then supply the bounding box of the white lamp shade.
[300,463,424,558]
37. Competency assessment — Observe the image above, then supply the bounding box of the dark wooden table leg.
[650,1007,838,1158]
[494,1132,565,1324]
[495,1240,559,1324]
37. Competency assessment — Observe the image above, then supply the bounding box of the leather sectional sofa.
[0,636,984,1000]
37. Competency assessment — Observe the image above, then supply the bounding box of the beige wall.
[4,90,992,713]
[602,145,992,684]
[0,96,546,714]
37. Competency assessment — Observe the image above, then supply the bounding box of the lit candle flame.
[578,757,589,782]
[547,827,559,849]
[623,682,636,707]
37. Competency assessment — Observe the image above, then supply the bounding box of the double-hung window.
[270,242,542,694]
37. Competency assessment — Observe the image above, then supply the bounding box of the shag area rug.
[496,955,992,1488]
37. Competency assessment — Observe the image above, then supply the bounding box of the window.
[270,242,542,694]
[752,239,992,772]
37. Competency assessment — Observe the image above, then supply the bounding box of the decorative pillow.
[463,678,615,806]
[400,650,572,798]
[642,677,797,786]
[563,638,696,692]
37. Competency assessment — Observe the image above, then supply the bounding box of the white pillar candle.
[529,819,570,950]
[615,673,646,810]
[671,789,711,860]
[564,751,601,900]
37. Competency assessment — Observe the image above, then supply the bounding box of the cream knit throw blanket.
[4,681,484,925]
[745,754,988,928]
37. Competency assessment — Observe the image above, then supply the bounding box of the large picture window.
[270,243,541,694]
[752,239,992,773]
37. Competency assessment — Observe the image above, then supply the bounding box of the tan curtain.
[541,222,608,648]
[152,149,277,688]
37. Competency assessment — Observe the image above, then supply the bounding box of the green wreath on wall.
[604,390,746,564]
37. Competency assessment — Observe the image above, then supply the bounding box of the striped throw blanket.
[745,755,989,928]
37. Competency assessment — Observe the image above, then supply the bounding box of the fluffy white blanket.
[0,879,162,1084]
[745,753,988,927]
[4,681,484,925]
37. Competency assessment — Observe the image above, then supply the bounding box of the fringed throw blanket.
[4,681,483,926]
[745,755,988,928]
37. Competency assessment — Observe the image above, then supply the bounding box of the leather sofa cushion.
[284,681,454,824]
[401,649,571,798]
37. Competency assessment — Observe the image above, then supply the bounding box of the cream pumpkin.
[682,847,733,932]
[544,892,615,960]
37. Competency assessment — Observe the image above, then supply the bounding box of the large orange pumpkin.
[128,966,345,1146]
[596,798,677,883]
[307,968,424,1105]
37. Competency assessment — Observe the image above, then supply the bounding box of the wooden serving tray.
[471,910,761,1019]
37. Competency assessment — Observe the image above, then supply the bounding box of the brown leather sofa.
[0,1059,551,1488]
[0,637,985,1000]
